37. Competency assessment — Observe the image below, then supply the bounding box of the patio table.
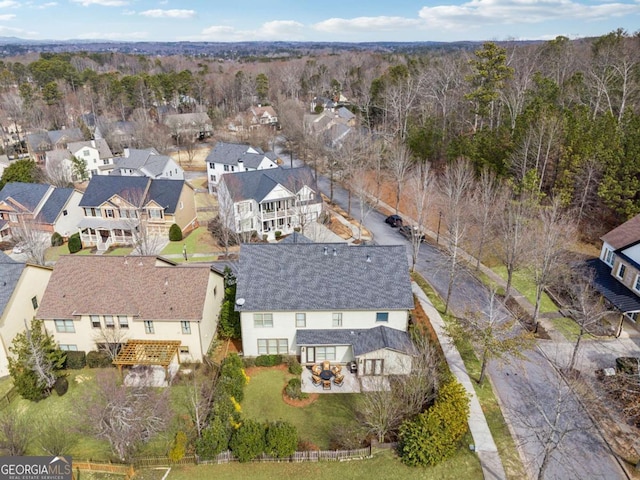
[319,368,333,381]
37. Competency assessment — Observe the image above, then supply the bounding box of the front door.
[363,359,384,376]
[305,347,315,364]
[99,229,110,241]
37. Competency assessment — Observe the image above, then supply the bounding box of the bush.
[255,355,283,367]
[169,223,183,242]
[287,356,303,375]
[229,419,266,462]
[68,232,82,254]
[284,378,307,401]
[196,417,230,459]
[218,300,241,339]
[265,421,297,458]
[218,353,247,402]
[398,378,470,467]
[54,376,69,396]
[64,350,86,369]
[86,350,112,368]
[274,231,282,239]
[241,357,256,368]
[51,232,63,247]
[168,431,187,462]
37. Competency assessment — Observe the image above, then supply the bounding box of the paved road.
[303,157,627,479]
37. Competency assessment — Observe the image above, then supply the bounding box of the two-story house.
[0,252,52,376]
[217,166,322,241]
[111,148,184,180]
[36,255,224,363]
[589,214,640,327]
[0,182,84,241]
[25,128,84,165]
[205,142,280,193]
[235,243,416,376]
[163,112,213,141]
[78,176,197,251]
[67,139,115,178]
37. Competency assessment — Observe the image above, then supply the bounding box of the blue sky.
[1,0,639,42]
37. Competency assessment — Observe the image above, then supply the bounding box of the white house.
[36,255,224,363]
[0,253,52,377]
[67,139,115,178]
[590,214,640,326]
[235,243,416,376]
[111,148,184,180]
[217,166,323,241]
[205,142,279,193]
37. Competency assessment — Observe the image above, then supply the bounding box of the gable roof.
[279,232,314,244]
[37,256,215,321]
[164,112,211,126]
[48,128,83,146]
[25,132,51,151]
[0,253,25,318]
[205,141,271,169]
[296,326,414,356]
[236,243,414,311]
[602,214,640,250]
[38,187,74,224]
[111,148,175,178]
[67,139,113,159]
[0,182,50,212]
[221,166,318,203]
[79,176,184,213]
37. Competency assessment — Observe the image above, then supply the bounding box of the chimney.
[123,147,130,157]
[238,159,244,172]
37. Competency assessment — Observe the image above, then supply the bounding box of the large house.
[36,255,224,363]
[0,252,52,376]
[590,214,640,325]
[25,128,84,164]
[0,182,83,241]
[163,112,213,141]
[67,139,115,178]
[205,142,279,193]
[217,166,322,241]
[78,176,197,251]
[111,148,184,180]
[235,243,415,376]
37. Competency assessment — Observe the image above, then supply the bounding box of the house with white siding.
[205,142,279,193]
[235,243,415,376]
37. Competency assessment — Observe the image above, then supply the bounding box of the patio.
[300,366,390,394]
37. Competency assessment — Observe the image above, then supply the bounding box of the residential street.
[297,157,629,479]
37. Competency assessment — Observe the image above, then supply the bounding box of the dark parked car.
[399,225,426,242]
[385,214,403,227]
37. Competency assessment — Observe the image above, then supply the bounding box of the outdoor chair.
[331,365,342,375]
[311,364,322,376]
[322,360,331,371]
[323,379,332,390]
[333,374,344,387]
[312,374,322,386]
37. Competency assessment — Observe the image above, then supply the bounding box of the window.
[634,275,640,292]
[63,209,68,216]
[83,149,90,157]
[210,174,216,182]
[315,346,336,361]
[376,312,389,322]
[179,346,190,354]
[9,213,17,222]
[332,313,343,327]
[257,338,288,355]
[254,313,273,328]
[209,162,215,169]
[104,315,115,329]
[618,263,627,279]
[144,320,155,334]
[181,321,191,334]
[31,296,38,309]
[105,209,115,218]
[148,208,163,219]
[604,248,614,266]
[59,344,78,351]
[296,313,306,328]
[55,319,75,333]
[118,315,129,329]
[91,315,101,328]
[224,164,230,172]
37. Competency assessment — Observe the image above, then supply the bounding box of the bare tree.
[43,155,74,187]
[93,325,129,360]
[83,369,171,461]
[440,158,475,313]
[387,140,413,214]
[11,218,49,266]
[405,162,434,271]
[36,412,78,456]
[470,167,506,271]
[182,367,217,439]
[496,197,532,300]
[0,410,31,456]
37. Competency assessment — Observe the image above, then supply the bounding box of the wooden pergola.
[113,340,181,380]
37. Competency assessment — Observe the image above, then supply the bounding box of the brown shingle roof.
[601,214,640,250]
[37,256,212,321]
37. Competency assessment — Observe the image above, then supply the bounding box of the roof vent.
[164,277,168,287]
[366,254,371,263]
[323,246,328,256]
[236,298,246,307]
[333,248,337,257]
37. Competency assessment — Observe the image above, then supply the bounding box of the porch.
[300,365,390,394]
[79,218,135,247]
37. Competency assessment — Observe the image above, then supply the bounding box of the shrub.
[314,105,324,114]
[398,378,470,467]
[266,421,297,458]
[229,419,266,462]
[218,300,241,339]
[241,357,256,368]
[287,356,303,375]
[86,350,112,368]
[169,223,183,242]
[196,417,230,459]
[218,353,246,402]
[168,431,187,462]
[54,376,69,396]
[255,354,283,367]
[68,232,82,254]
[51,232,63,247]
[274,231,282,239]
[64,350,86,369]
[284,378,307,401]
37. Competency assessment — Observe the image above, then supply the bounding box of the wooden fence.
[134,446,372,468]
[73,461,135,479]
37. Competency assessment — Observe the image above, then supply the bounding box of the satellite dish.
[236,298,246,306]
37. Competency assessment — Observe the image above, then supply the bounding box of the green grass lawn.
[0,375,13,398]
[45,244,70,262]
[491,266,558,313]
[165,447,481,480]
[161,227,217,256]
[550,317,594,343]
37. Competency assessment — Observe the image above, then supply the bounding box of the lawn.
[160,227,219,256]
[551,317,594,343]
[491,265,558,314]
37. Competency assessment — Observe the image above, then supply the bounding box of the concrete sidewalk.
[412,282,507,480]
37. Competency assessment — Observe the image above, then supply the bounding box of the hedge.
[255,354,283,367]
[169,223,183,242]
[86,350,113,368]
[68,232,82,254]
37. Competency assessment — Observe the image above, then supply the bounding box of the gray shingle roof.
[601,214,640,250]
[112,148,170,178]
[0,182,50,212]
[586,258,640,313]
[236,243,414,311]
[147,179,184,214]
[205,142,269,169]
[221,166,320,203]
[296,326,414,355]
[0,254,25,318]
[279,232,314,244]
[67,139,113,159]
[38,187,73,224]
[48,128,83,146]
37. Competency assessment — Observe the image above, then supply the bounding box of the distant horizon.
[0,1,637,44]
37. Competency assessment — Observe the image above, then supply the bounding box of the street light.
[436,211,443,245]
